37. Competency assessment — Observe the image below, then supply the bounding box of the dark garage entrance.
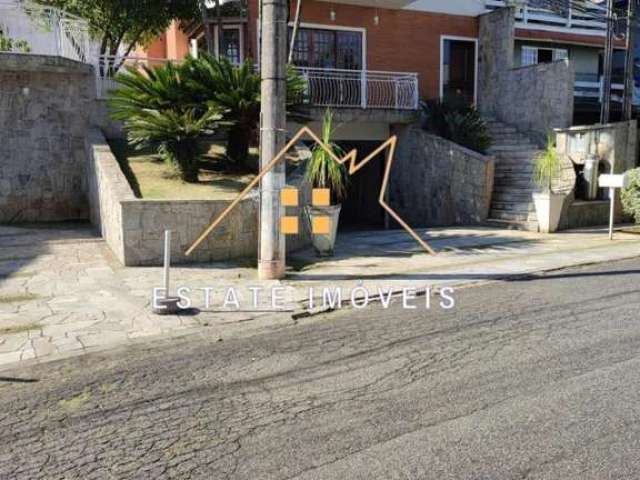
[337,140,386,231]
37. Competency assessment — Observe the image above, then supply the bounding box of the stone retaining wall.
[87,130,310,266]
[478,7,574,144]
[389,126,494,227]
[0,54,95,222]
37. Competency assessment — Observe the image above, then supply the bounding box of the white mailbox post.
[599,172,631,240]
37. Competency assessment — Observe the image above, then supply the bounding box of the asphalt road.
[1,258,640,479]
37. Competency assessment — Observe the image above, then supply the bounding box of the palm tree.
[109,63,222,182]
[183,54,306,169]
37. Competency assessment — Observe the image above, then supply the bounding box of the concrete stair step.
[495,170,536,177]
[495,150,538,159]
[488,128,518,135]
[489,210,533,222]
[491,201,536,213]
[493,187,537,196]
[489,145,538,153]
[495,163,536,169]
[490,135,535,142]
[485,218,539,232]
[492,195,534,204]
[494,176,536,183]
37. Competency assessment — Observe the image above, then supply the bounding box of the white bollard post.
[163,229,171,298]
[153,229,180,315]
[609,188,615,241]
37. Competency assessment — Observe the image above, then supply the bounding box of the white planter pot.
[533,191,566,233]
[305,204,341,256]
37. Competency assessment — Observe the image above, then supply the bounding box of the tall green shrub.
[621,167,640,223]
[533,135,561,192]
[420,96,492,154]
[305,110,348,203]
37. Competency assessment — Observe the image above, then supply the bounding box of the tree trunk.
[226,126,252,168]
[181,160,200,183]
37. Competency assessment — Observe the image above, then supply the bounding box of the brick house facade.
[144,0,620,112]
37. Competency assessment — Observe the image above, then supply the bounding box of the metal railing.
[574,77,625,103]
[485,0,606,35]
[96,58,420,110]
[95,55,173,98]
[294,67,419,110]
[0,0,91,62]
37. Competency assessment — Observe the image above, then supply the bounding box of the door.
[441,38,477,104]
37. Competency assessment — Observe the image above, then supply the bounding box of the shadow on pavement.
[0,222,97,287]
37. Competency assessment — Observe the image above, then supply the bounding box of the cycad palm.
[183,56,260,166]
[109,62,221,183]
[183,54,306,168]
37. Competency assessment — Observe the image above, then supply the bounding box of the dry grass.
[0,323,41,335]
[0,293,39,304]
[110,140,258,200]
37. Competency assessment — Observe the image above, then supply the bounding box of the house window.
[521,46,568,66]
[221,28,241,64]
[522,46,538,65]
[289,27,363,70]
[206,25,243,64]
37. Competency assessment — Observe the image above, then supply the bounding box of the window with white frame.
[521,46,568,66]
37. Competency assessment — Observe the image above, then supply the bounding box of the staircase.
[485,118,541,231]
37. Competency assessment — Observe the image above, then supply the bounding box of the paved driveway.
[0,224,284,366]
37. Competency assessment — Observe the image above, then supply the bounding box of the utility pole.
[601,0,615,125]
[623,0,636,120]
[258,0,287,279]
[288,0,302,64]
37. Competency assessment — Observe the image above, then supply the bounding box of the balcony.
[485,0,607,36]
[294,67,419,110]
[574,75,625,104]
[96,58,419,112]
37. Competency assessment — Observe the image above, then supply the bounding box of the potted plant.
[304,110,348,256]
[532,134,566,233]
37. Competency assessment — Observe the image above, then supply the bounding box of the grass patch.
[0,323,41,335]
[108,139,258,200]
[0,272,35,280]
[0,293,39,304]
[620,225,640,235]
[58,389,92,410]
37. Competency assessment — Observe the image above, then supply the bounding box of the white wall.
[402,0,486,15]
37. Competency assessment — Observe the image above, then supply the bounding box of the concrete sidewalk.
[0,223,639,369]
[286,226,640,309]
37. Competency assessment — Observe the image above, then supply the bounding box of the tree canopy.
[41,0,198,57]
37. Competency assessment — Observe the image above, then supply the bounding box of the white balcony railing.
[295,67,419,110]
[0,0,91,62]
[96,58,420,110]
[574,78,625,103]
[485,0,607,36]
